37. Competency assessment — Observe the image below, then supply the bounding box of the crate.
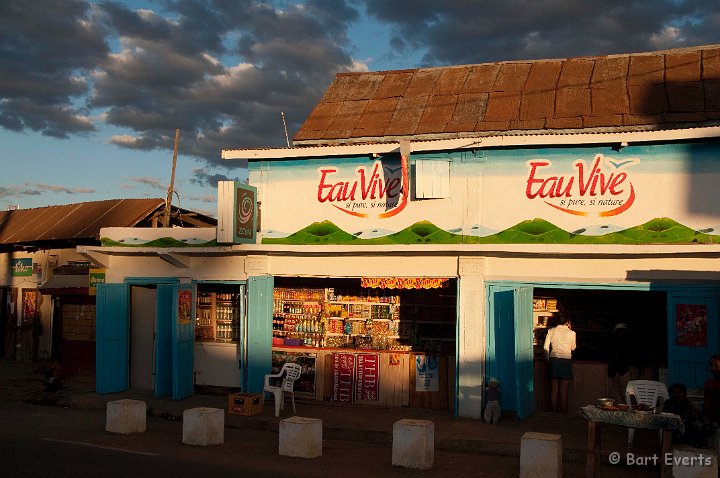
[227,393,263,416]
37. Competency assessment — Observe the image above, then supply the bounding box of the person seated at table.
[704,355,720,427]
[663,382,703,446]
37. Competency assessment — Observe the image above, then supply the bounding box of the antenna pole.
[164,129,180,227]
[281,111,290,147]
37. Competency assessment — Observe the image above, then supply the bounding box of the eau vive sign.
[525,154,638,217]
[316,159,408,218]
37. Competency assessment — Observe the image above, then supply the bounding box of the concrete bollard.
[672,446,717,478]
[392,419,434,470]
[279,416,322,458]
[519,432,562,478]
[105,399,146,434]
[182,407,224,446]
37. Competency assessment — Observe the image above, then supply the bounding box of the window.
[414,160,450,199]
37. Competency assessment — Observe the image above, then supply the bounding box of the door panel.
[155,284,173,397]
[172,285,194,400]
[96,283,129,393]
[668,290,718,389]
[246,275,273,393]
[514,286,534,419]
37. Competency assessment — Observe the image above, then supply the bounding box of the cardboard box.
[228,393,263,416]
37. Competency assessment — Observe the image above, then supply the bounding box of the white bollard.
[519,432,562,478]
[182,407,224,446]
[105,399,146,434]
[672,446,717,478]
[392,419,434,470]
[279,416,322,458]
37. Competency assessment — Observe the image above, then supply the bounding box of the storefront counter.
[272,346,454,410]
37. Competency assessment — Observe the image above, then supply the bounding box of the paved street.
[0,401,526,478]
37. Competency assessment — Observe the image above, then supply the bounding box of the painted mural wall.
[249,141,720,245]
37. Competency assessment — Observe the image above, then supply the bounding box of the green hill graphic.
[261,217,720,245]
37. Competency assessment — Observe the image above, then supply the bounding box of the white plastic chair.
[263,362,303,417]
[625,380,669,448]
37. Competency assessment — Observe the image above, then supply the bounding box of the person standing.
[484,377,501,424]
[608,323,639,404]
[543,314,576,413]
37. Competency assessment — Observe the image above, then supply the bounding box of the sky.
[1,0,720,218]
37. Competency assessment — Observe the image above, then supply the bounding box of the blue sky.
[1,0,719,217]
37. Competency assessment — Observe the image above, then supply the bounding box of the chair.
[263,363,303,417]
[625,380,669,448]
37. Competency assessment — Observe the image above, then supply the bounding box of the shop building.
[93,44,720,419]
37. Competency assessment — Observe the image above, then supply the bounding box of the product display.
[272,287,411,350]
[195,290,241,342]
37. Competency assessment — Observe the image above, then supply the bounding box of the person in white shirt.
[543,315,577,413]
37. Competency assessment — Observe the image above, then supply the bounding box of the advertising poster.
[676,304,708,347]
[415,354,439,392]
[332,353,355,403]
[22,289,38,323]
[178,289,192,324]
[356,354,379,401]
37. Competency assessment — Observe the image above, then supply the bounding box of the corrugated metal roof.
[0,198,208,246]
[293,44,720,145]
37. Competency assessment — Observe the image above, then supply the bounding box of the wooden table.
[580,405,684,478]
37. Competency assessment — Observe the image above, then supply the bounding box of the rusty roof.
[0,198,216,248]
[293,44,720,145]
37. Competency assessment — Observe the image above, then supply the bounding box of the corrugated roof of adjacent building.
[0,198,216,247]
[293,44,720,145]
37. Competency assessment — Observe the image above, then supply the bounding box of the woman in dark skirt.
[543,314,576,413]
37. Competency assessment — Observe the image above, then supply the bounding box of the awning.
[360,277,450,289]
[38,274,89,295]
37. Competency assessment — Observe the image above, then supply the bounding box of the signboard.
[415,354,439,392]
[234,182,257,244]
[12,258,32,277]
[89,268,105,296]
[331,353,355,403]
[355,354,379,401]
[251,143,720,245]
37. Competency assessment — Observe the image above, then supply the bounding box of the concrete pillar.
[519,432,562,478]
[182,407,224,446]
[279,417,322,458]
[105,399,146,434]
[672,446,717,478]
[392,419,434,470]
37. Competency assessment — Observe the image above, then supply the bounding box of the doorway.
[130,285,156,391]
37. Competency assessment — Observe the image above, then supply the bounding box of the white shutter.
[415,160,450,199]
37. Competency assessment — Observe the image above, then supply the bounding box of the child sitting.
[484,377,501,424]
[663,382,703,446]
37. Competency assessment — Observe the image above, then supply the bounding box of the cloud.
[128,176,166,190]
[357,0,719,65]
[2,0,720,177]
[0,182,95,198]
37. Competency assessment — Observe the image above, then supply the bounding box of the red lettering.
[526,160,551,199]
[317,168,338,202]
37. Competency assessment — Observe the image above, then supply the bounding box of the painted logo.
[525,154,638,217]
[316,158,408,218]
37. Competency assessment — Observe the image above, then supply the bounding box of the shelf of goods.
[272,287,410,351]
[195,292,240,343]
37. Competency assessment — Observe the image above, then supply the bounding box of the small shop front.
[486,279,719,419]
[239,276,455,410]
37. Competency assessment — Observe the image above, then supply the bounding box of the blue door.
[246,275,273,393]
[155,284,174,397]
[172,284,194,400]
[668,289,719,389]
[487,284,534,418]
[514,286,534,419]
[96,283,129,393]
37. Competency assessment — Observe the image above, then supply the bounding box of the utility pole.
[164,129,180,227]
